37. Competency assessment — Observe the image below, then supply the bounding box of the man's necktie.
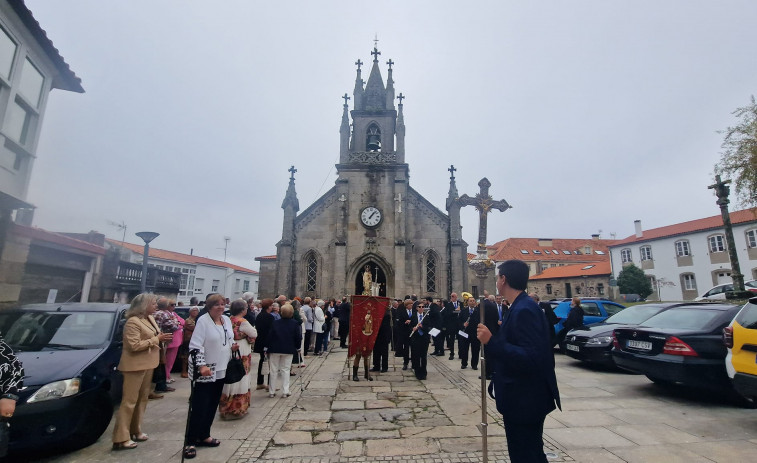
[418,314,424,336]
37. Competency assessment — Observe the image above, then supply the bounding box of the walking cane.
[181,349,199,463]
[478,305,489,463]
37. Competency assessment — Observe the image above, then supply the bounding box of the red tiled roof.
[466,253,476,261]
[107,239,257,274]
[611,208,757,246]
[488,238,617,262]
[12,224,105,255]
[255,255,277,261]
[530,261,611,280]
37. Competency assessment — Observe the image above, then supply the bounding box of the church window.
[425,252,437,293]
[366,124,381,151]
[306,254,317,292]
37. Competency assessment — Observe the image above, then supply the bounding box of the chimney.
[591,234,599,241]
[634,220,642,238]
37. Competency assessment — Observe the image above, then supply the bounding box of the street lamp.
[136,231,159,292]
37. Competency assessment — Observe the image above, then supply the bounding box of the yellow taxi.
[724,298,757,405]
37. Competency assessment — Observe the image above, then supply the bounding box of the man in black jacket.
[371,307,392,372]
[443,293,461,360]
[458,296,480,370]
[396,299,414,370]
[409,301,431,380]
[337,297,351,348]
[425,297,444,356]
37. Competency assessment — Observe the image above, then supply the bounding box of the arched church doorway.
[355,262,387,297]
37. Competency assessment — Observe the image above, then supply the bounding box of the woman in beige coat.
[112,293,173,450]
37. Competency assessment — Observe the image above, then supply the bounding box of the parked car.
[612,303,742,393]
[695,280,757,301]
[564,303,683,367]
[553,299,626,335]
[724,297,757,405]
[0,303,127,454]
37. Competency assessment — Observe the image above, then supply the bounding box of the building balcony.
[115,261,181,292]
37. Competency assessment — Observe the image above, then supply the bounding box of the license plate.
[566,344,579,352]
[627,340,652,350]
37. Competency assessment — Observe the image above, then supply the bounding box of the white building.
[608,209,757,301]
[108,240,259,304]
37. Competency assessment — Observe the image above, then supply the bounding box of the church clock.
[360,206,382,228]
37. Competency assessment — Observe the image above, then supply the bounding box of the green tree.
[715,96,757,207]
[617,263,653,299]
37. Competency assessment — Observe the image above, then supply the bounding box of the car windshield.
[640,308,722,330]
[604,304,664,325]
[0,311,114,351]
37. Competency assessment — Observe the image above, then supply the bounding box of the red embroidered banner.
[348,295,391,358]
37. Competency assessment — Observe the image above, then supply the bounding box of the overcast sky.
[24,0,757,270]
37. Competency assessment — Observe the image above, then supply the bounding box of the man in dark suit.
[477,260,561,463]
[443,293,461,360]
[458,296,480,370]
[409,301,431,380]
[337,297,350,348]
[424,297,444,356]
[371,307,392,372]
[480,297,500,380]
[396,299,414,370]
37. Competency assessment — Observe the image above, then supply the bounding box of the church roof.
[530,261,612,280]
[108,239,258,274]
[488,237,617,262]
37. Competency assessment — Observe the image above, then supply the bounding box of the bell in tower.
[366,124,381,151]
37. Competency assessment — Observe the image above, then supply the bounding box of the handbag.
[260,354,269,375]
[224,350,246,384]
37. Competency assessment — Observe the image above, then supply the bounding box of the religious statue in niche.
[362,264,373,296]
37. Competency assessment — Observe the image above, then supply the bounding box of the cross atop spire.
[448,164,456,180]
[386,59,394,70]
[371,47,381,62]
[288,165,297,181]
[397,93,405,104]
[342,93,351,106]
[355,59,363,70]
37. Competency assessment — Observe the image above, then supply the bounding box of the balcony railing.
[115,261,181,290]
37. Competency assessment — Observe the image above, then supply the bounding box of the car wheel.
[66,392,114,451]
[645,375,674,387]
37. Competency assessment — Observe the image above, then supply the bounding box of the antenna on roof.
[107,219,127,244]
[218,236,231,262]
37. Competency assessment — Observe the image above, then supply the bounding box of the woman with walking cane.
[184,294,237,459]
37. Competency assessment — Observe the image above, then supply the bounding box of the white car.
[695,280,757,301]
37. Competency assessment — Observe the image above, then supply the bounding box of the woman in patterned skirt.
[219,299,257,419]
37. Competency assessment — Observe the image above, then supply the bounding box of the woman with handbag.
[219,299,257,420]
[184,294,237,459]
[266,303,301,398]
[112,294,173,450]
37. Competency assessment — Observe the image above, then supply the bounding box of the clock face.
[360,206,382,228]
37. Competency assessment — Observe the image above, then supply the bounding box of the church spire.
[353,59,364,110]
[446,164,458,210]
[362,46,386,111]
[385,59,395,109]
[396,93,405,160]
[281,166,299,212]
[280,166,299,246]
[340,93,350,158]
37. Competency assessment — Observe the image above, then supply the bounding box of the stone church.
[257,46,470,299]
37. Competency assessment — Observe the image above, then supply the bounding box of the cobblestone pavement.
[229,346,567,463]
[39,341,757,462]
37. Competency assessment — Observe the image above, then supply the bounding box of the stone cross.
[458,178,511,257]
[371,47,381,61]
[448,164,456,180]
[355,59,363,70]
[342,93,351,106]
[288,165,297,181]
[397,93,405,104]
[708,174,746,292]
[386,59,394,70]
